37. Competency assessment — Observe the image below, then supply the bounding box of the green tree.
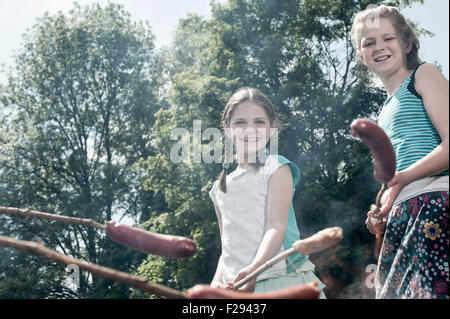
[0,3,162,298]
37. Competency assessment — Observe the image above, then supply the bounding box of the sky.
[0,0,448,84]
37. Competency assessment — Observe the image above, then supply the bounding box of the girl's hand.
[365,212,387,235]
[377,171,409,218]
[210,280,225,290]
[225,267,256,292]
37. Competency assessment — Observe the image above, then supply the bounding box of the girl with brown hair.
[208,87,325,296]
[352,5,449,299]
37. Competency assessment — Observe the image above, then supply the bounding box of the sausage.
[233,227,343,290]
[292,226,343,255]
[106,221,197,258]
[187,282,320,299]
[350,118,396,184]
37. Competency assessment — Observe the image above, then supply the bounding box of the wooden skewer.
[0,206,106,230]
[0,235,187,299]
[0,206,197,259]
[233,226,343,290]
[0,206,192,298]
[368,183,388,260]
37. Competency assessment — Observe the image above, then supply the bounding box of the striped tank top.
[378,63,448,176]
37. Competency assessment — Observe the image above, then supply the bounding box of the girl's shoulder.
[263,154,301,186]
[265,154,294,168]
[414,63,442,81]
[414,63,447,97]
[415,62,441,74]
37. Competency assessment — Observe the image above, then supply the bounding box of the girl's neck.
[379,66,411,97]
[236,149,267,170]
[236,155,256,170]
[237,163,251,170]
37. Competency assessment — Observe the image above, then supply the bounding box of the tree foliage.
[0,3,162,298]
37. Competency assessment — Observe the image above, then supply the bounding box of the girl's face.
[225,102,275,160]
[358,18,411,77]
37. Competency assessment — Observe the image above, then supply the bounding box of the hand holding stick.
[367,183,388,227]
[366,184,388,259]
[232,226,343,290]
[350,119,396,260]
[350,118,394,223]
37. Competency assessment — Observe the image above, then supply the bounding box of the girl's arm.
[226,165,293,291]
[378,63,449,217]
[211,205,225,288]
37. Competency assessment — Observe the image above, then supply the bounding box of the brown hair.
[351,5,421,71]
[219,87,278,193]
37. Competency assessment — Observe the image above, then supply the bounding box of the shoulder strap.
[407,62,426,99]
[274,155,301,188]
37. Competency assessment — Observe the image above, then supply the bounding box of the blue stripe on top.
[274,155,309,273]
[378,64,448,176]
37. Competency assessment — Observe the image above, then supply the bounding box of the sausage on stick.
[350,118,396,184]
[0,235,187,299]
[0,206,196,259]
[350,118,397,258]
[232,227,343,290]
[106,221,196,258]
[188,282,320,299]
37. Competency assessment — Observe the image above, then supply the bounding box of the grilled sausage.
[187,282,320,299]
[351,118,396,184]
[106,221,196,258]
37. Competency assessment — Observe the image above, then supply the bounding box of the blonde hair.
[219,87,278,193]
[351,5,421,70]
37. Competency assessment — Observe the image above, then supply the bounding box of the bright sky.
[0,0,448,85]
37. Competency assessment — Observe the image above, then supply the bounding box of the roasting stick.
[233,227,343,290]
[0,235,187,299]
[0,206,106,230]
[370,183,388,224]
[369,184,388,260]
[0,206,197,259]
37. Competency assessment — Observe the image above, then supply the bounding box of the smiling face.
[357,18,412,78]
[225,101,275,161]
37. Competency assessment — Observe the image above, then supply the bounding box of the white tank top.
[209,156,291,283]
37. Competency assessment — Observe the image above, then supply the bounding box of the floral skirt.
[375,191,449,299]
